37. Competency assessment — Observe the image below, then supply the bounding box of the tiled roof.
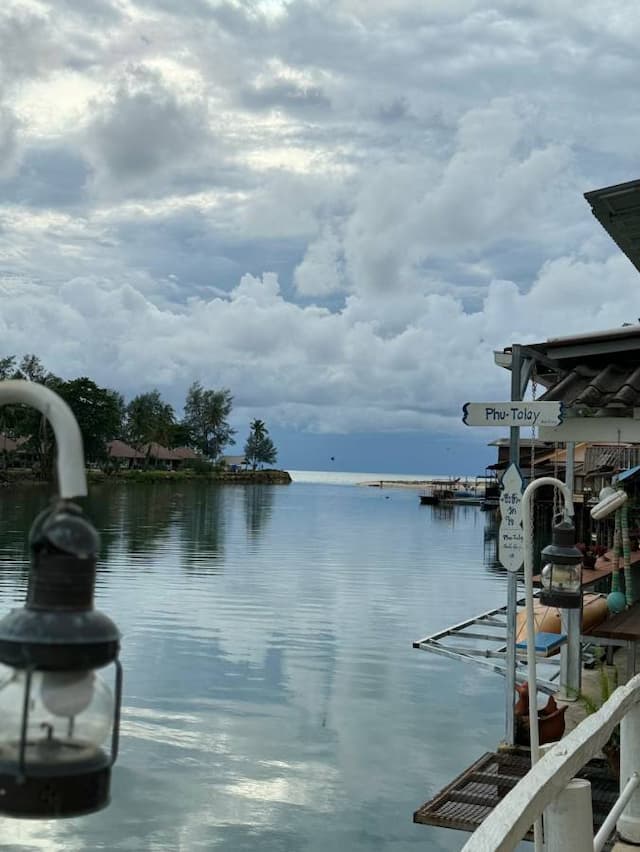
[538,364,640,411]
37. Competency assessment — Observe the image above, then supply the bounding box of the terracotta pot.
[514,687,567,746]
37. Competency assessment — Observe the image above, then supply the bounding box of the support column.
[505,344,522,746]
[619,700,640,842]
[560,442,581,700]
[543,778,593,852]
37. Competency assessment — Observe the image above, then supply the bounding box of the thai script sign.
[499,463,524,573]
[462,401,563,428]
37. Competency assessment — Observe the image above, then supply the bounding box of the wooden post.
[505,345,522,746]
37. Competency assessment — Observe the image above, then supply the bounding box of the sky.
[1,0,640,474]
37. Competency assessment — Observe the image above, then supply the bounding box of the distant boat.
[419,479,460,506]
[419,492,438,505]
[420,477,495,507]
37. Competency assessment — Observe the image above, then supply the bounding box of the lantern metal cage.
[539,520,583,610]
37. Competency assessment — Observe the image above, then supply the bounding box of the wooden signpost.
[463,400,562,572]
[498,463,524,573]
[462,397,565,745]
[463,401,564,428]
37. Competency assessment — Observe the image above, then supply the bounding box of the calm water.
[0,480,508,851]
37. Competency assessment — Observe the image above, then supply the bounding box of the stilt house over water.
[413,178,640,850]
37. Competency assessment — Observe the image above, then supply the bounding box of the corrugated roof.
[616,464,640,483]
[585,179,640,274]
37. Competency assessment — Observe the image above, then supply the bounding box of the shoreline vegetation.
[0,468,292,487]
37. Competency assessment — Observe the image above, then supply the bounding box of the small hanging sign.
[462,401,563,428]
[499,463,524,573]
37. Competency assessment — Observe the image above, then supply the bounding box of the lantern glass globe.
[0,664,113,762]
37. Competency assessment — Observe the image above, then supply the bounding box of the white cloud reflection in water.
[0,482,506,851]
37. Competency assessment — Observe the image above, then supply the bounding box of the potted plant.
[576,542,608,569]
[577,662,620,778]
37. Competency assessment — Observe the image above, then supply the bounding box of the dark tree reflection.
[243,484,274,540]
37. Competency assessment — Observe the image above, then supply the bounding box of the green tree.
[167,421,194,449]
[16,353,48,383]
[244,419,277,470]
[183,381,235,459]
[125,390,175,460]
[0,356,16,380]
[8,355,61,478]
[55,378,124,462]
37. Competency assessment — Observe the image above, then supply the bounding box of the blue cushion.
[516,632,567,655]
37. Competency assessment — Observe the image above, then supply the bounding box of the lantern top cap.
[29,501,100,560]
[541,519,582,564]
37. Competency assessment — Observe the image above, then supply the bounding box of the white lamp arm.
[0,380,87,499]
[520,475,574,852]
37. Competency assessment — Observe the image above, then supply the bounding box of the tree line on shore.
[0,354,278,473]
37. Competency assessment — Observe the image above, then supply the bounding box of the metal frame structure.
[413,597,562,696]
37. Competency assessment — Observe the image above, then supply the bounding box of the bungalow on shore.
[106,440,202,470]
[221,454,246,472]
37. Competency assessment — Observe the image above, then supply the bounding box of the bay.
[0,479,507,851]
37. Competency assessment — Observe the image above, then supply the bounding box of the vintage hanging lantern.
[0,500,122,818]
[539,520,583,609]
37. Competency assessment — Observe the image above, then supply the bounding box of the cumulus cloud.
[294,225,344,296]
[1,246,638,436]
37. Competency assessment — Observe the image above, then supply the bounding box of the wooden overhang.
[585,179,640,275]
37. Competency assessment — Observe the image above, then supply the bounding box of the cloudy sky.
[1,0,639,473]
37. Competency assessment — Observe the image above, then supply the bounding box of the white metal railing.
[461,671,640,851]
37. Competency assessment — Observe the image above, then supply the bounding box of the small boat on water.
[419,493,438,505]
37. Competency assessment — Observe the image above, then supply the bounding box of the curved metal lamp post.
[521,476,575,852]
[0,381,122,818]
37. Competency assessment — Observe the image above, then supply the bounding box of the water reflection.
[243,485,274,540]
[0,482,506,852]
[176,484,226,569]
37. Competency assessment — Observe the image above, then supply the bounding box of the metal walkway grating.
[414,749,619,848]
